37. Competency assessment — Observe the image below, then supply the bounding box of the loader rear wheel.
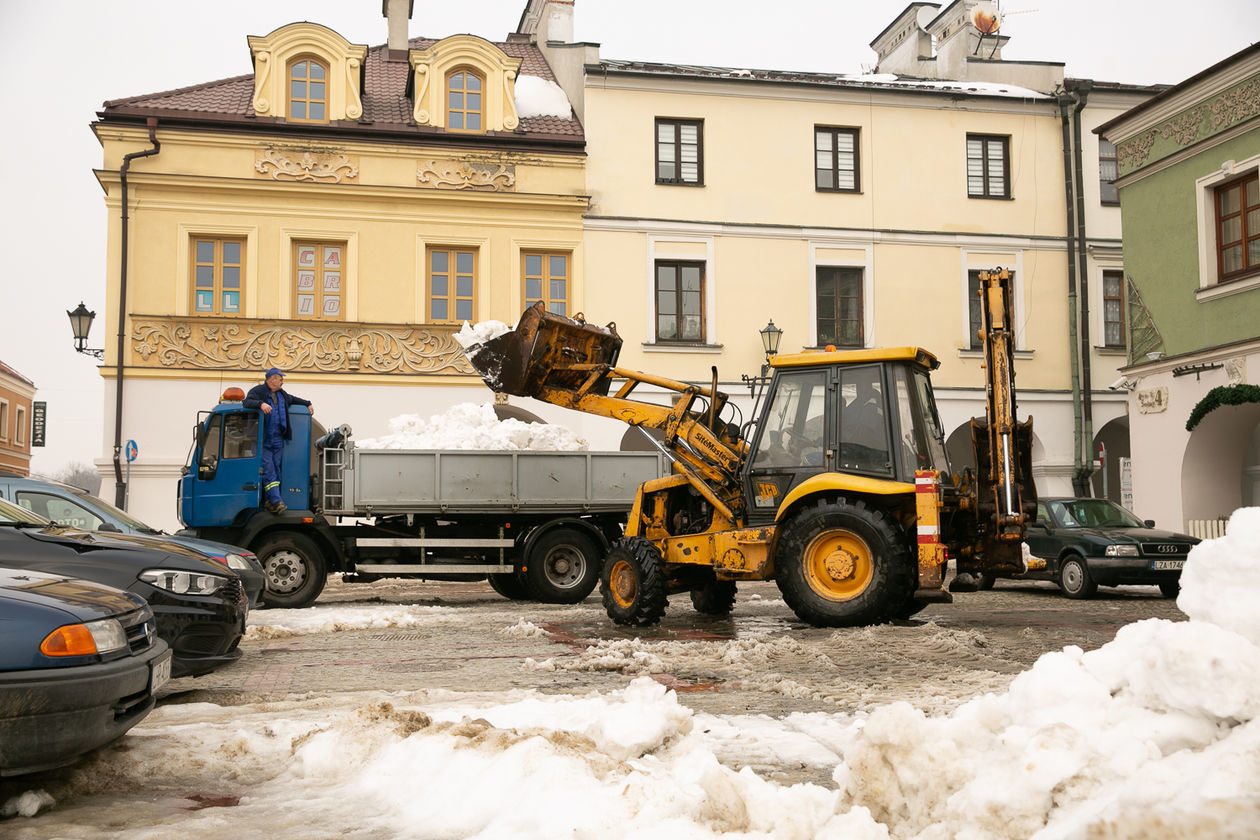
[600,537,668,626]
[690,578,737,617]
[256,532,327,609]
[775,499,914,627]
[525,529,601,604]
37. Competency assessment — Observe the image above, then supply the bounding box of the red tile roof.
[100,37,582,141]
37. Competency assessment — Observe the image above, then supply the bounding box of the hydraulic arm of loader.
[958,268,1037,578]
[465,302,749,526]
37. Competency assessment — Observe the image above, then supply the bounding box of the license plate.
[151,652,172,692]
[1150,559,1184,571]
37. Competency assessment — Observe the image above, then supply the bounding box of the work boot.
[273,501,287,514]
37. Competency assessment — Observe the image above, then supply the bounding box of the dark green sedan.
[992,497,1200,599]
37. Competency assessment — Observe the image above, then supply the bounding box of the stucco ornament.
[1225,357,1247,386]
[256,147,359,182]
[417,159,515,190]
[130,318,474,376]
[1137,386,1169,414]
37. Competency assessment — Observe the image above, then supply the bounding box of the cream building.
[525,0,1158,505]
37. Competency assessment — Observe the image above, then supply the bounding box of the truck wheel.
[774,499,914,627]
[525,529,601,604]
[1058,555,1096,599]
[487,572,532,600]
[600,537,668,626]
[690,578,737,617]
[256,532,327,608]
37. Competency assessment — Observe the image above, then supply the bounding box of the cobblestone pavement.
[160,575,1185,725]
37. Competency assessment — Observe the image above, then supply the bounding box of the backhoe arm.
[464,303,748,521]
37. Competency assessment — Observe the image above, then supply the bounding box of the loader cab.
[743,348,949,523]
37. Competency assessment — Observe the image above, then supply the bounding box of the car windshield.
[1050,499,1145,529]
[72,488,161,533]
[0,496,53,526]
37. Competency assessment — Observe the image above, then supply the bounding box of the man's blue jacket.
[243,384,312,443]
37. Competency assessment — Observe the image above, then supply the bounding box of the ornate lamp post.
[67,302,104,359]
[741,319,783,398]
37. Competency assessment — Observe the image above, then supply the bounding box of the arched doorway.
[1091,416,1130,504]
[1181,403,1260,523]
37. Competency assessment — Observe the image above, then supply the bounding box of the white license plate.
[1150,559,1184,571]
[151,652,172,691]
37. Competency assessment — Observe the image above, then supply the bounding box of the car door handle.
[243,483,258,491]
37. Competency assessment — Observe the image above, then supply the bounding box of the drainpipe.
[1057,88,1086,496]
[1070,80,1095,497]
[113,118,161,509]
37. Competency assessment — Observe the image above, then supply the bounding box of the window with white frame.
[1102,270,1126,348]
[1216,172,1260,284]
[654,261,705,343]
[14,406,25,445]
[967,268,1017,349]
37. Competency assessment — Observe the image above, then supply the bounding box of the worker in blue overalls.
[243,367,312,514]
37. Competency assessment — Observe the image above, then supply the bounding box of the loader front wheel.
[600,537,668,626]
[775,499,914,627]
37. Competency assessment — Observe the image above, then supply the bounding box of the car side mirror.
[1144,519,1155,528]
[97,522,122,533]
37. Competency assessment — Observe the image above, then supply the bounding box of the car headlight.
[1105,545,1140,557]
[40,619,127,656]
[223,553,252,571]
[140,569,229,595]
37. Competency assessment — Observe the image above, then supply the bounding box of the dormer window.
[289,58,329,123]
[446,69,484,132]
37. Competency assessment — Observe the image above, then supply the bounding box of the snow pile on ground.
[354,402,587,451]
[243,603,467,640]
[7,511,1260,838]
[830,506,1260,839]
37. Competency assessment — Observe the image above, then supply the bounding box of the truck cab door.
[183,409,261,526]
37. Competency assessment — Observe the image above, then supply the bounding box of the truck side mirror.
[1144,519,1155,528]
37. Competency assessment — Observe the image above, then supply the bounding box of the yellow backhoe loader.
[463,268,1036,627]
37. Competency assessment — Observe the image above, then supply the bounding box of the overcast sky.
[1,0,1256,475]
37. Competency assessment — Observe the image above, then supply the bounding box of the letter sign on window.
[298,246,316,267]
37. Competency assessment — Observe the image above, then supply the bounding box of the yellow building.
[92,5,586,525]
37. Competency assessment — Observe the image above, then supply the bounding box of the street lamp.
[741,319,783,397]
[67,302,104,359]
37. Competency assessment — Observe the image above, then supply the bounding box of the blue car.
[0,567,171,776]
[0,472,265,607]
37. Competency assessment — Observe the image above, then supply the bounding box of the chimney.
[382,0,414,59]
[544,0,574,43]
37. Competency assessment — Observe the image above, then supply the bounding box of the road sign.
[126,440,138,462]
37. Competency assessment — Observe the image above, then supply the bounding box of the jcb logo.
[754,481,779,508]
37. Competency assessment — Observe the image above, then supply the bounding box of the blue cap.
[265,367,284,378]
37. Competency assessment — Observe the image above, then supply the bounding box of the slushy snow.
[6,511,1260,838]
[354,402,587,451]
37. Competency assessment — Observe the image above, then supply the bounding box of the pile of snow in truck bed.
[353,402,587,451]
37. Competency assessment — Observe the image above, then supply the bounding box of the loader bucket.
[463,302,622,398]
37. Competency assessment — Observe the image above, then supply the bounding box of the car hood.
[1074,526,1200,544]
[0,567,148,619]
[8,526,230,574]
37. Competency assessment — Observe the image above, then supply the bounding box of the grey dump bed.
[321,443,665,516]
